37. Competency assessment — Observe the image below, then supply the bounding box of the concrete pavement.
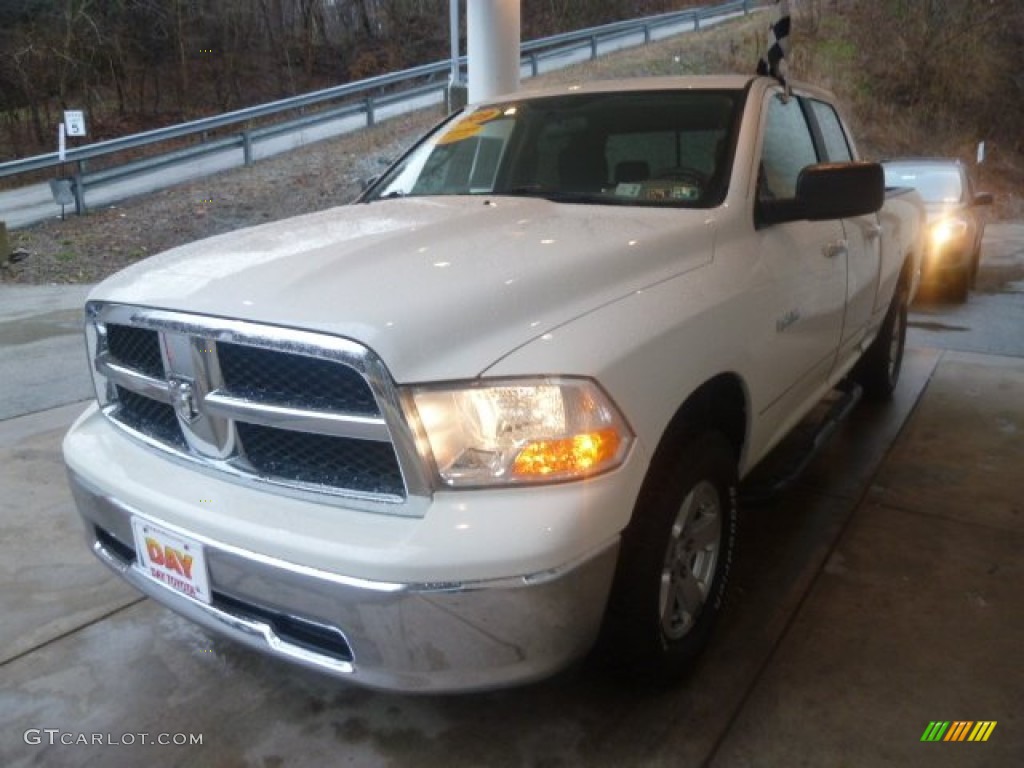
[711,350,1024,768]
[0,284,93,421]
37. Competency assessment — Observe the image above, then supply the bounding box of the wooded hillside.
[0,0,701,157]
[798,0,1024,160]
[1,0,1022,179]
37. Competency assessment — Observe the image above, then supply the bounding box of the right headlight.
[407,377,633,488]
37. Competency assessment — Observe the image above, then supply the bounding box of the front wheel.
[596,431,738,683]
[854,278,909,401]
[969,246,982,289]
[947,267,970,303]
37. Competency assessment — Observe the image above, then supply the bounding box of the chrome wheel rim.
[659,480,722,640]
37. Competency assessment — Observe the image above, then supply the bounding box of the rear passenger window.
[810,100,853,162]
[759,95,819,200]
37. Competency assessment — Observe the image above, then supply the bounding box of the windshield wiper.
[501,186,606,204]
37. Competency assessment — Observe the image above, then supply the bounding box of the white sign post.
[53,110,86,218]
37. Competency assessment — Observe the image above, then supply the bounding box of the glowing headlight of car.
[930,216,968,250]
[408,378,633,487]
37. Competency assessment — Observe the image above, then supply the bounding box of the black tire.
[596,431,738,683]
[947,267,969,303]
[854,277,909,401]
[969,247,981,289]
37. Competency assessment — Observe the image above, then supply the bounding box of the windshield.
[365,90,742,208]
[884,164,964,204]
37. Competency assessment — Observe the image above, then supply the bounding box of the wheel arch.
[646,373,749,478]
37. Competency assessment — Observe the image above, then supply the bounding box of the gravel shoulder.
[1,113,439,285]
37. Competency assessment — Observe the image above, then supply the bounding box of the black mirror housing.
[759,162,884,226]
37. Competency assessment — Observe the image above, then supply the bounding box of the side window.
[810,100,853,162]
[759,95,818,200]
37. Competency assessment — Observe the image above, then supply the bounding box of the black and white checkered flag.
[757,0,791,84]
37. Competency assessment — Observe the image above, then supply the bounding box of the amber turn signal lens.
[512,428,622,478]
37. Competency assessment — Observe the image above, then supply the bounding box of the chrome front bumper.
[68,469,618,693]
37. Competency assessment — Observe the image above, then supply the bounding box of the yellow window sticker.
[436,107,504,145]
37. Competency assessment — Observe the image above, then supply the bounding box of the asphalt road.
[907,222,1024,357]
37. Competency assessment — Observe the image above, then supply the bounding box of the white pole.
[450,0,460,85]
[467,0,520,103]
[58,123,66,162]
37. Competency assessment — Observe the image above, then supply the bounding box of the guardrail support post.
[365,96,376,127]
[73,161,86,215]
[694,12,701,30]
[243,131,254,166]
[643,24,651,43]
[530,52,539,77]
[590,35,599,59]
[446,83,468,113]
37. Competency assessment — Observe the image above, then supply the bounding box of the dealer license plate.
[132,518,212,604]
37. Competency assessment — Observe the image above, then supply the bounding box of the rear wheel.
[854,278,908,400]
[596,431,737,683]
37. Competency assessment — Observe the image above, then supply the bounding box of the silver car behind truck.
[884,158,993,302]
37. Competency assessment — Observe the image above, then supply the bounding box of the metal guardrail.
[0,0,753,216]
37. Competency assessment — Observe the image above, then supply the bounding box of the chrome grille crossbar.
[203,392,392,442]
[97,354,172,402]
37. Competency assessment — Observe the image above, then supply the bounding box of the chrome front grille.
[106,324,164,379]
[86,303,430,515]
[218,341,379,414]
[115,385,187,449]
[236,422,405,495]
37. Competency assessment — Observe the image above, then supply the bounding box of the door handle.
[823,240,848,259]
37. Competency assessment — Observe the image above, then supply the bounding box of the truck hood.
[90,197,714,381]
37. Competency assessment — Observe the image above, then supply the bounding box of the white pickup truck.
[64,75,923,692]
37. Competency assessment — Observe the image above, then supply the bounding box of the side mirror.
[973,192,994,207]
[759,162,884,226]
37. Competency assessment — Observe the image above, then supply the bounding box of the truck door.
[807,98,882,367]
[752,90,847,431]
